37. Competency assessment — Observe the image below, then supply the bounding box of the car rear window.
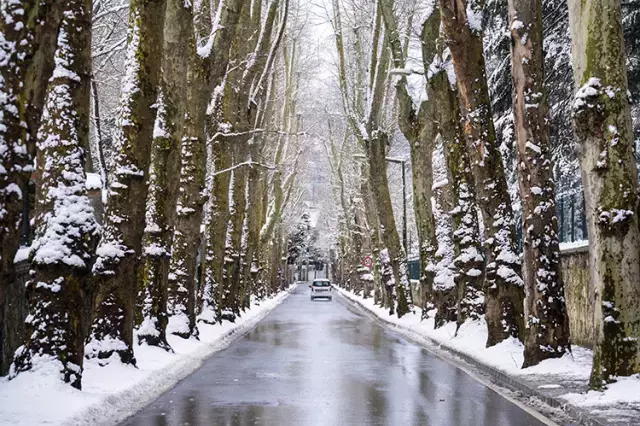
[312,281,330,287]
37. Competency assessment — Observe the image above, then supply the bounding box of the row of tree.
[0,0,305,389]
[327,0,640,390]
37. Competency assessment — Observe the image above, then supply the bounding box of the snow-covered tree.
[0,0,63,374]
[87,0,167,365]
[507,0,570,367]
[11,0,97,388]
[137,0,192,349]
[169,0,247,333]
[439,0,524,346]
[332,0,412,317]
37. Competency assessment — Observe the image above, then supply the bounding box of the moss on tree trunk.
[439,0,524,346]
[567,0,640,388]
[12,0,96,388]
[0,0,62,375]
[87,0,167,365]
[508,0,570,368]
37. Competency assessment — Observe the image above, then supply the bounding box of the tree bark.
[439,0,525,345]
[367,130,411,317]
[0,0,62,375]
[200,133,232,323]
[137,0,191,349]
[567,0,640,388]
[508,0,570,368]
[167,0,247,337]
[11,0,96,388]
[224,144,248,318]
[87,0,166,365]
[379,0,439,312]
[427,69,485,330]
[363,8,411,317]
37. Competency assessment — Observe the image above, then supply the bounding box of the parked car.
[309,279,332,301]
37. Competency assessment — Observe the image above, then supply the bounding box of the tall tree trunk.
[11,0,96,388]
[87,0,166,365]
[367,130,411,317]
[225,144,248,319]
[431,69,485,330]
[217,0,253,321]
[567,0,640,388]
[439,0,524,345]
[0,0,62,375]
[167,0,247,337]
[508,0,570,368]
[379,0,439,312]
[138,0,191,349]
[360,164,384,307]
[243,158,263,305]
[360,5,411,317]
[200,133,232,323]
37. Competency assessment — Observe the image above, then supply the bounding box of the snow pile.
[0,285,295,426]
[559,239,588,252]
[563,376,640,407]
[335,286,640,420]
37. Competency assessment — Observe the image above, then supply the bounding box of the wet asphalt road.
[120,284,549,426]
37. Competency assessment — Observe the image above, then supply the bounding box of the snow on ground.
[336,286,640,423]
[563,376,640,407]
[0,284,295,426]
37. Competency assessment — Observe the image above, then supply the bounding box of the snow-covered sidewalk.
[0,284,296,426]
[336,286,640,425]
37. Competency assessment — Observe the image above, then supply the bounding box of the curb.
[62,284,297,426]
[335,287,607,426]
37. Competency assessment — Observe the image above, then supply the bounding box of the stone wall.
[560,244,593,348]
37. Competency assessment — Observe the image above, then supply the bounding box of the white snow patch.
[562,376,640,407]
[0,285,295,426]
[13,246,30,263]
[85,173,102,191]
[559,240,588,252]
[466,1,483,32]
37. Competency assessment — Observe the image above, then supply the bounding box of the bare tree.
[168,0,248,334]
[137,0,192,349]
[0,0,63,375]
[332,0,412,316]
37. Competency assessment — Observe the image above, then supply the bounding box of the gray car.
[309,279,332,301]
